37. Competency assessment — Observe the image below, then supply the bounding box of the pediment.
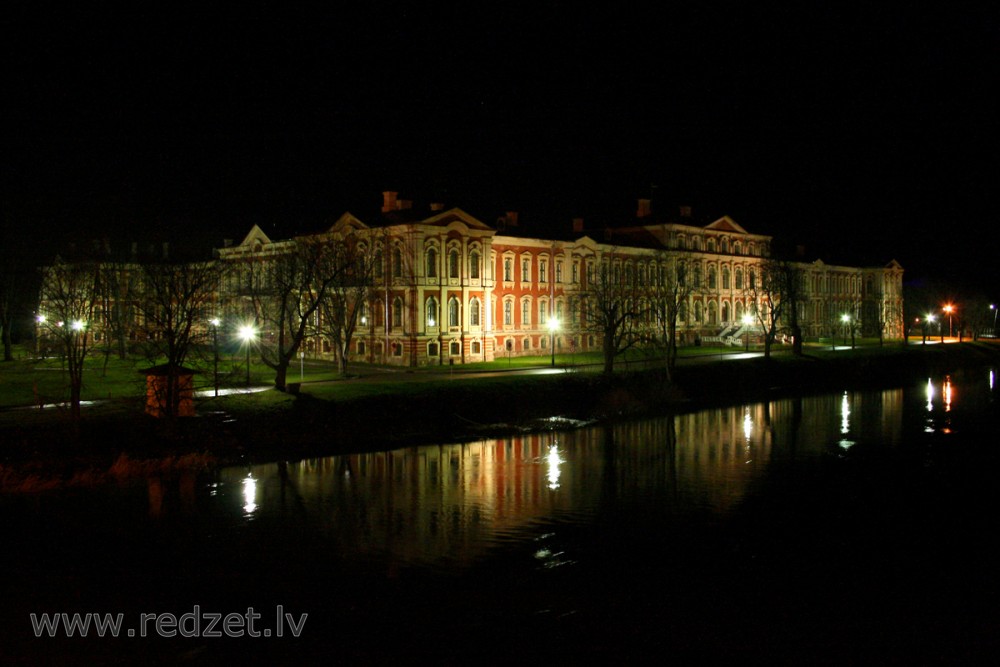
[238,224,273,247]
[705,216,749,234]
[327,212,369,234]
[422,207,494,231]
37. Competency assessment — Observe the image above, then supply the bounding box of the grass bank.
[2,341,998,492]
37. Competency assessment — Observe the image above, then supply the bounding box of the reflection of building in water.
[214,390,905,565]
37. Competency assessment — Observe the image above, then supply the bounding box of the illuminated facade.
[38,192,903,364]
[214,192,905,366]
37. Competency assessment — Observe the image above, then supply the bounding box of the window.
[555,261,562,283]
[449,341,460,356]
[521,299,530,326]
[572,262,579,284]
[426,248,437,278]
[539,300,548,325]
[392,297,403,327]
[722,267,730,290]
[392,342,403,357]
[522,258,530,283]
[708,268,717,289]
[503,299,513,326]
[735,267,743,290]
[471,340,481,355]
[470,251,480,279]
[426,297,438,327]
[540,260,548,283]
[428,342,439,357]
[449,250,459,279]
[358,340,366,355]
[448,297,459,327]
[393,247,403,278]
[504,257,513,282]
[469,298,480,327]
[375,250,383,278]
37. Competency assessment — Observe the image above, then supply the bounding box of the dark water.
[3,367,1000,665]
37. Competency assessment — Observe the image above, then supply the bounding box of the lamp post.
[991,304,998,337]
[239,324,257,387]
[943,304,954,339]
[742,313,753,352]
[210,318,220,397]
[548,317,559,367]
[35,314,46,356]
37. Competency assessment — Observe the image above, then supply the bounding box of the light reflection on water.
[3,367,999,664]
[201,384,924,569]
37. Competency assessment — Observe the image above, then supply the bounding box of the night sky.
[4,4,998,290]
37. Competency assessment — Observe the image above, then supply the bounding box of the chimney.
[382,191,398,213]
[679,205,692,218]
[572,217,584,233]
[505,211,519,227]
[637,198,652,219]
[429,202,445,212]
[397,199,413,211]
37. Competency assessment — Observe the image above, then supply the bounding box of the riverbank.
[2,342,999,492]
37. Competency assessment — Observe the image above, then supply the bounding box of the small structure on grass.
[140,364,198,418]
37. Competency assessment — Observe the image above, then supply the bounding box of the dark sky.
[4,3,999,290]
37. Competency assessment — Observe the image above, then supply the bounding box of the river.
[3,366,999,665]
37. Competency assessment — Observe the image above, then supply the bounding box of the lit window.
[469,298,480,326]
[426,248,437,278]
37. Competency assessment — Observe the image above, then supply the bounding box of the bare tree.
[315,231,381,376]
[245,234,354,390]
[579,250,643,375]
[0,219,38,362]
[646,253,693,382]
[134,258,223,417]
[95,256,141,366]
[744,259,805,359]
[36,257,100,421]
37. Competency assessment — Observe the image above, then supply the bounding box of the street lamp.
[239,324,257,386]
[548,317,559,367]
[742,313,753,352]
[943,304,954,338]
[841,313,851,348]
[927,313,941,343]
[210,318,221,397]
[991,304,998,336]
[35,314,46,356]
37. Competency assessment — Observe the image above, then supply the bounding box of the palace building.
[215,192,905,366]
